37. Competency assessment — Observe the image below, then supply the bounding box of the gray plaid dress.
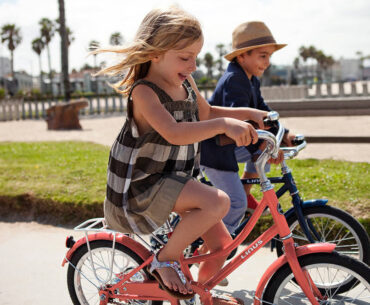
[104,79,200,234]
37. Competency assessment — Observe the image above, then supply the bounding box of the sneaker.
[246,195,270,216]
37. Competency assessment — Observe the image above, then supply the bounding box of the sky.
[0,0,369,76]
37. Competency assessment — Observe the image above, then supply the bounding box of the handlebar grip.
[215,134,234,146]
[215,111,280,147]
[291,134,305,146]
[245,117,278,130]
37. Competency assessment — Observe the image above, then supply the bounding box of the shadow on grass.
[0,193,103,228]
[0,193,368,239]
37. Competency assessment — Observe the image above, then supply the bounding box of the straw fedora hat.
[224,21,287,61]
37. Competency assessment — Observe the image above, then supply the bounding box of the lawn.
[0,141,368,230]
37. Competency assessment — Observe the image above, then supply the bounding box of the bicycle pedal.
[180,295,201,305]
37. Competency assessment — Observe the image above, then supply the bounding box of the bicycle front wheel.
[67,240,162,305]
[263,252,370,305]
[276,205,369,262]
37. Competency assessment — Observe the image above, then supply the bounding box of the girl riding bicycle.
[95,6,267,303]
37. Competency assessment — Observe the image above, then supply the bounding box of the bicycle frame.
[241,160,328,244]
[64,121,336,305]
[92,187,334,305]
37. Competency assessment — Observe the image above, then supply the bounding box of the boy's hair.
[94,7,202,95]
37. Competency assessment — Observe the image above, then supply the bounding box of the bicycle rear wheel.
[67,240,162,305]
[262,252,370,305]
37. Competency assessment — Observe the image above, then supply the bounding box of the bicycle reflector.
[65,236,76,248]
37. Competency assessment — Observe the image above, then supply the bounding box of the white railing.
[1,81,370,121]
[261,81,370,101]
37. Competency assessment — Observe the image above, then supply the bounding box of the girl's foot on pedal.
[148,254,194,299]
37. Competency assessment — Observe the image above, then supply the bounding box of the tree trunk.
[10,50,14,78]
[46,43,53,94]
[38,55,43,91]
[58,0,71,101]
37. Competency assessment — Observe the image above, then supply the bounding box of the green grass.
[0,142,369,229]
[0,141,108,205]
[245,159,370,218]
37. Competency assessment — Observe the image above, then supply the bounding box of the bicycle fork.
[256,190,327,305]
[283,239,322,304]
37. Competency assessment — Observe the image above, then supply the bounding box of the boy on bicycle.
[201,21,295,234]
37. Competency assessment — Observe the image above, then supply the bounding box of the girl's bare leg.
[197,221,232,283]
[155,179,231,295]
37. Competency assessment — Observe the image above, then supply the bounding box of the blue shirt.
[200,61,271,172]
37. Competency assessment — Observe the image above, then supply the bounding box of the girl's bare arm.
[131,84,257,147]
[187,76,267,128]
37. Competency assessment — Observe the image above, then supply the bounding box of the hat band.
[236,36,276,49]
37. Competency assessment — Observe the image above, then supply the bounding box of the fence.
[1,81,370,121]
[0,95,127,121]
[261,81,370,101]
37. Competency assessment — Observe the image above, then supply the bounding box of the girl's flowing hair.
[94,7,202,95]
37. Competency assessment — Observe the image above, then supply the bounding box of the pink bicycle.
[62,120,370,305]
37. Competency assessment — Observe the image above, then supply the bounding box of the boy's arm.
[188,76,267,129]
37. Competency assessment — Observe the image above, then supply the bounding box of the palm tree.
[356,51,370,80]
[298,46,310,62]
[0,24,22,77]
[66,27,75,47]
[215,43,226,77]
[299,45,318,83]
[203,52,214,81]
[89,40,100,69]
[291,57,300,85]
[31,37,45,88]
[57,0,71,101]
[109,32,124,46]
[39,18,56,88]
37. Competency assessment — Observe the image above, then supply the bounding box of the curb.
[306,136,370,143]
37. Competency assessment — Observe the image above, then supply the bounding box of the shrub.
[0,88,5,100]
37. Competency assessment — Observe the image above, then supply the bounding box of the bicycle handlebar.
[214,111,285,190]
[280,135,307,159]
[215,111,280,146]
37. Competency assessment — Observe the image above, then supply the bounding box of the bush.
[30,88,43,99]
[0,88,5,100]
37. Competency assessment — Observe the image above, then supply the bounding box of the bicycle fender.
[61,232,151,267]
[284,199,329,219]
[254,243,335,305]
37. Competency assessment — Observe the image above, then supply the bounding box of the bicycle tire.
[275,205,370,294]
[67,240,163,305]
[262,251,370,305]
[276,205,370,265]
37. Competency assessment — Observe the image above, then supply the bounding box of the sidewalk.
[0,115,369,162]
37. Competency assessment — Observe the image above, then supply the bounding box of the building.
[14,71,33,91]
[331,58,361,82]
[0,56,11,78]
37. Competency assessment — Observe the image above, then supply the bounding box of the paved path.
[1,115,369,162]
[0,221,276,305]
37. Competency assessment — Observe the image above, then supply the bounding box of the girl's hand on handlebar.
[224,118,258,147]
[248,109,268,129]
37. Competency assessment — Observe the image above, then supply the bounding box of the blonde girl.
[97,6,267,303]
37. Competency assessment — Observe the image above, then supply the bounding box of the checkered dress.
[104,79,200,234]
